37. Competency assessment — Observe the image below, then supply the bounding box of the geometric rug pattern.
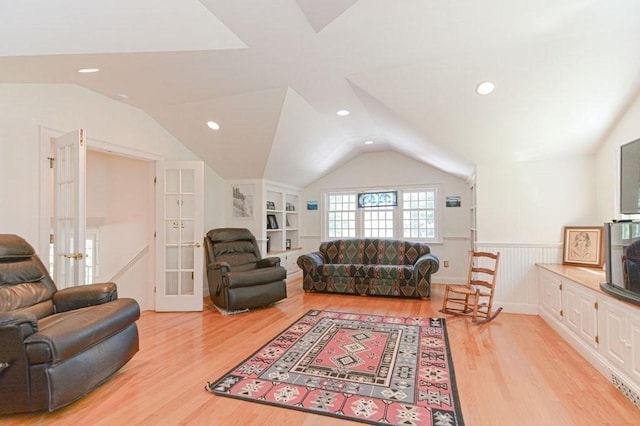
[206,310,464,425]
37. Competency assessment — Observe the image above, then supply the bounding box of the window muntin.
[363,207,394,238]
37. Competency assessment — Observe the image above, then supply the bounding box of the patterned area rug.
[206,310,464,425]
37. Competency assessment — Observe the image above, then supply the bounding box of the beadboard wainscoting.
[476,243,563,315]
[300,236,562,315]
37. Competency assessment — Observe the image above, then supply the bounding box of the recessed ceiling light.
[364,140,374,145]
[207,121,220,130]
[77,68,100,73]
[476,81,495,95]
[116,93,129,101]
[336,109,350,116]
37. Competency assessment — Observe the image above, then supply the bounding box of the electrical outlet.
[444,260,449,267]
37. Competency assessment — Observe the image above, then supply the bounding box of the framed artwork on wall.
[562,226,604,267]
[232,184,255,219]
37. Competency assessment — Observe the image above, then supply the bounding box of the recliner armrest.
[53,282,118,313]
[0,311,38,338]
[257,257,281,268]
[208,261,231,275]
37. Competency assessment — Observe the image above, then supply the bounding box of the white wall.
[595,93,640,223]
[477,156,597,243]
[87,150,153,309]
[471,153,598,314]
[0,83,226,309]
[300,150,471,283]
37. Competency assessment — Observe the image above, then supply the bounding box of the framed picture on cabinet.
[286,239,291,250]
[266,201,276,210]
[562,226,604,267]
[267,214,279,230]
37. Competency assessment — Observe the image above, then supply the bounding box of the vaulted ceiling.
[2,1,640,188]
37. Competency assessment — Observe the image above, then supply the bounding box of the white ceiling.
[2,0,640,187]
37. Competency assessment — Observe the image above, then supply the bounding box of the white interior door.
[155,161,204,311]
[53,129,86,288]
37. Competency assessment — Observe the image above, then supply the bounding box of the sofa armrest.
[53,282,118,313]
[258,257,281,268]
[296,251,325,271]
[414,253,440,274]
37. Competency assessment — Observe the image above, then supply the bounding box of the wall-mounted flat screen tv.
[620,138,640,214]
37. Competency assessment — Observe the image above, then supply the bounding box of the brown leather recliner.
[204,228,287,310]
[0,234,140,414]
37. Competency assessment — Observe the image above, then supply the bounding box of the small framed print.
[445,196,461,207]
[267,214,279,230]
[266,201,276,210]
[562,226,604,267]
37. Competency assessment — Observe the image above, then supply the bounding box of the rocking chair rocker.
[440,251,501,324]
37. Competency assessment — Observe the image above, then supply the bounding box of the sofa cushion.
[319,239,430,266]
[320,264,414,280]
[24,298,140,365]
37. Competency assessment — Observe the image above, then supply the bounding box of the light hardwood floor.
[3,277,638,425]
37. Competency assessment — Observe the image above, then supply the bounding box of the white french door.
[155,161,204,311]
[53,129,87,288]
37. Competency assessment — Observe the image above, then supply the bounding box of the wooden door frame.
[39,125,162,308]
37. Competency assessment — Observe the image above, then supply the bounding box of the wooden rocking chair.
[440,251,502,324]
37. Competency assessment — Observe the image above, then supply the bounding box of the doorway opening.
[40,126,157,310]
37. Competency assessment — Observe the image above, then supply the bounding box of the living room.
[1,2,640,424]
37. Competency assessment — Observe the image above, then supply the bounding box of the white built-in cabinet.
[539,266,563,322]
[599,298,640,388]
[265,184,301,276]
[562,280,599,349]
[537,265,640,407]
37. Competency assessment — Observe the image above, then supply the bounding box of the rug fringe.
[214,305,250,316]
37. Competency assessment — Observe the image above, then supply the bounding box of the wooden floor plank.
[2,278,638,425]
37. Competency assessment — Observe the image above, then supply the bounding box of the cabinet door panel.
[539,269,562,320]
[563,282,598,348]
[628,311,640,384]
[599,300,629,370]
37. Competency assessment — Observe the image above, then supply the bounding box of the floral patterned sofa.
[297,238,439,299]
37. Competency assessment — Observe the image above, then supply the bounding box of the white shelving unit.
[265,184,301,275]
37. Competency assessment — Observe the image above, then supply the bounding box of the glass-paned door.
[53,129,86,288]
[155,161,204,311]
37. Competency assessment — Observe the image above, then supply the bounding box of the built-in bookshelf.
[265,188,300,253]
[265,185,301,274]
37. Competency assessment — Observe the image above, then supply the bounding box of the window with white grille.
[327,194,356,238]
[363,207,394,237]
[324,187,440,242]
[402,190,436,239]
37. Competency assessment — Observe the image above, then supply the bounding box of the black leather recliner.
[0,234,140,414]
[204,228,287,310]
